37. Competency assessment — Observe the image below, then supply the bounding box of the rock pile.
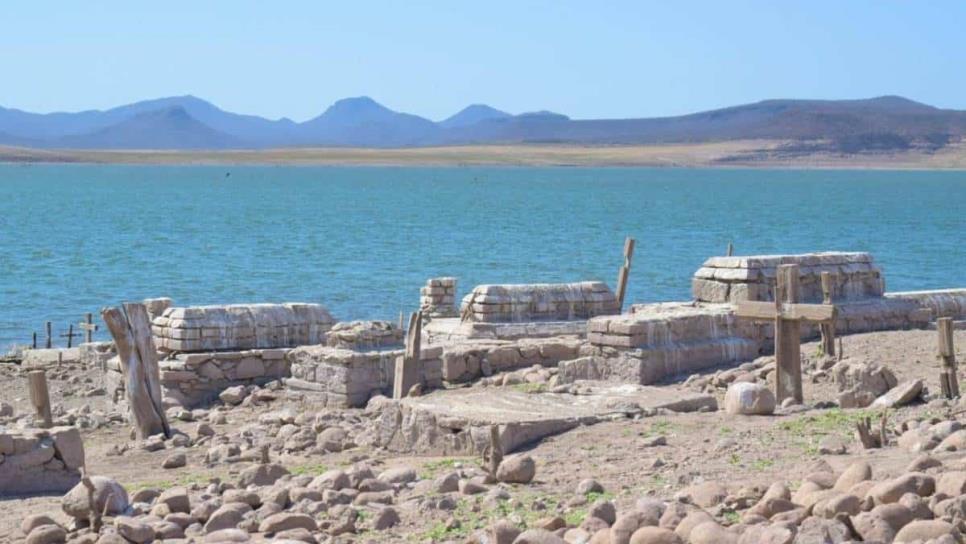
[324,320,403,350]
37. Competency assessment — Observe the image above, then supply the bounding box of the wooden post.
[45,321,52,349]
[28,370,53,428]
[101,303,171,439]
[938,317,959,399]
[820,272,836,357]
[726,242,734,257]
[774,265,804,403]
[32,332,37,349]
[615,237,635,313]
[393,311,423,399]
[79,313,98,344]
[485,425,503,478]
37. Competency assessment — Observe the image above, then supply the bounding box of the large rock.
[238,463,288,487]
[833,359,897,408]
[62,476,129,520]
[49,427,85,470]
[258,512,317,534]
[115,517,153,544]
[629,527,683,544]
[496,454,536,484]
[25,525,67,544]
[871,379,924,408]
[893,519,959,542]
[723,383,776,415]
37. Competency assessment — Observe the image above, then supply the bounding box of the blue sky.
[2,1,964,121]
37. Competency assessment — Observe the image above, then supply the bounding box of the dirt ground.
[1,328,964,542]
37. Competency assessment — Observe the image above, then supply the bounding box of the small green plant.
[722,510,740,525]
[289,462,328,476]
[514,382,548,394]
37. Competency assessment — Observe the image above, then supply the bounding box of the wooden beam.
[102,304,171,439]
[45,321,52,349]
[28,370,53,428]
[735,300,836,322]
[615,237,635,313]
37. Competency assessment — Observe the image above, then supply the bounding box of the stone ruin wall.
[886,289,966,321]
[581,303,760,385]
[439,337,582,383]
[420,277,458,318]
[286,345,443,408]
[105,348,291,408]
[692,252,884,304]
[151,303,335,352]
[460,281,619,323]
[0,427,84,496]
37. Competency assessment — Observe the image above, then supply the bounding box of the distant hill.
[298,96,440,147]
[1,94,964,151]
[57,106,240,149]
[439,104,511,128]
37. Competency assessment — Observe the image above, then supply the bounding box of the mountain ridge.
[2,95,964,151]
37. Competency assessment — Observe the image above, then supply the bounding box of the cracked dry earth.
[1,328,965,543]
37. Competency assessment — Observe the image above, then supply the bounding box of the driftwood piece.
[80,466,102,533]
[101,303,171,440]
[855,413,889,449]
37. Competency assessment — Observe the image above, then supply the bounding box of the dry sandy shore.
[4,141,966,168]
[2,328,965,542]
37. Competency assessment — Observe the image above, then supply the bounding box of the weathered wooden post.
[485,425,503,479]
[735,264,837,404]
[28,370,53,428]
[32,332,37,349]
[726,242,734,257]
[101,303,171,439]
[938,317,959,399]
[820,271,837,357]
[393,311,423,399]
[45,321,52,349]
[615,237,636,313]
[79,313,98,344]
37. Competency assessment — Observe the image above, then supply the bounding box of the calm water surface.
[0,164,964,350]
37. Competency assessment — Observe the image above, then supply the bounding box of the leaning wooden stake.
[855,413,889,449]
[393,311,423,399]
[615,237,636,313]
[938,317,959,399]
[819,272,837,357]
[28,370,53,428]
[101,303,171,439]
[726,242,734,257]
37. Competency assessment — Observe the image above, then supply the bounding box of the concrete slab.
[370,382,715,455]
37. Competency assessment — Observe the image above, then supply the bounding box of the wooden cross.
[79,312,99,344]
[60,324,80,348]
[615,236,636,313]
[393,311,423,399]
[938,317,959,399]
[735,264,837,403]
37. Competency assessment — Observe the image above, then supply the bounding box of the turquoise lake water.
[0,164,964,350]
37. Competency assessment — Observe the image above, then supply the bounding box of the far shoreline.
[4,140,966,170]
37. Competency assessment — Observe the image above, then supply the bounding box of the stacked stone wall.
[420,277,458,318]
[286,345,443,407]
[439,337,582,383]
[886,289,966,321]
[692,252,884,304]
[151,303,335,352]
[0,427,84,496]
[460,282,618,323]
[106,348,290,408]
[325,321,403,350]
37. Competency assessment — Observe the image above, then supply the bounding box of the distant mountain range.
[2,95,965,151]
